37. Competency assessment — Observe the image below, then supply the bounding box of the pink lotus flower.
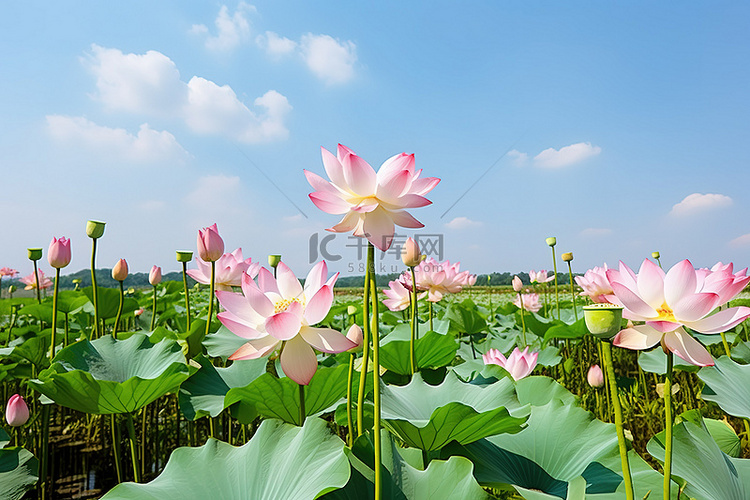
[587,364,604,388]
[217,261,356,385]
[197,223,224,262]
[402,258,473,302]
[482,347,538,380]
[112,259,128,281]
[512,275,523,292]
[5,394,29,427]
[401,237,422,267]
[187,248,261,291]
[576,265,614,304]
[529,269,554,284]
[609,259,750,366]
[0,268,18,278]
[48,237,71,269]
[20,269,53,290]
[513,293,542,313]
[305,144,440,251]
[346,324,364,352]
[149,265,162,286]
[382,278,425,312]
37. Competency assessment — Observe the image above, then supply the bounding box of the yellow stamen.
[656,302,676,322]
[274,297,303,313]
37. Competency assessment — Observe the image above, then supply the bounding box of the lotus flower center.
[274,297,303,313]
[656,303,676,322]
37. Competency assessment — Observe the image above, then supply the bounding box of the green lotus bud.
[652,251,660,259]
[27,248,42,261]
[561,252,573,262]
[545,237,556,247]
[268,254,282,268]
[86,220,106,239]
[583,304,624,340]
[176,251,193,263]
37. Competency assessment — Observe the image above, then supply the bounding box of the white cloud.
[533,142,601,168]
[729,234,750,248]
[46,115,188,164]
[191,3,254,52]
[444,217,482,230]
[669,193,733,217]
[256,31,297,58]
[300,34,357,85]
[580,227,613,237]
[507,149,528,166]
[84,45,290,143]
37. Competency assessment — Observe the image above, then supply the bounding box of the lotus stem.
[356,257,372,437]
[519,294,527,346]
[125,412,141,483]
[429,301,433,332]
[551,246,560,320]
[111,414,123,483]
[409,266,418,375]
[347,352,355,446]
[40,404,51,499]
[368,243,382,500]
[205,261,216,339]
[602,340,634,500]
[90,238,100,338]
[113,281,124,339]
[182,262,191,330]
[663,351,674,500]
[720,331,732,358]
[298,383,306,426]
[31,259,41,305]
[567,261,578,321]
[150,284,158,331]
[50,268,60,362]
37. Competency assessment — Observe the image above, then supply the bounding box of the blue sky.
[2,1,749,279]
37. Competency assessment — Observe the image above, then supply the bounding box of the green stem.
[567,261,578,321]
[32,260,41,304]
[551,247,560,320]
[663,351,674,500]
[429,301,433,332]
[111,414,123,483]
[602,341,634,500]
[519,294,527,346]
[40,404,51,499]
[299,383,306,426]
[113,281,124,339]
[150,285,158,331]
[409,266,418,375]
[720,331,732,358]
[205,261,216,338]
[368,244,382,500]
[182,262,191,331]
[90,238,100,338]
[50,268,60,362]
[347,352,355,446]
[356,260,372,437]
[126,413,141,483]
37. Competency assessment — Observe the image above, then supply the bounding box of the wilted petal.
[280,335,318,385]
[300,326,357,353]
[663,329,714,367]
[613,325,663,350]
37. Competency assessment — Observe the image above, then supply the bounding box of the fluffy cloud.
[191,3,254,52]
[300,34,357,85]
[256,31,297,58]
[84,45,290,143]
[507,149,529,166]
[533,142,601,168]
[444,217,482,230]
[669,193,733,217]
[729,233,750,248]
[46,115,188,164]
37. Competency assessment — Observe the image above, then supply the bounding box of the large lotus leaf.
[379,331,458,375]
[514,376,576,407]
[0,445,38,500]
[82,286,135,320]
[202,324,249,360]
[542,318,588,342]
[699,355,750,419]
[101,417,350,500]
[17,303,53,323]
[731,341,750,363]
[54,290,90,314]
[150,319,207,359]
[0,329,50,369]
[380,372,526,451]
[638,348,699,374]
[648,414,750,500]
[225,364,349,425]
[324,430,487,500]
[29,333,193,414]
[178,354,266,420]
[445,300,487,335]
[383,320,450,342]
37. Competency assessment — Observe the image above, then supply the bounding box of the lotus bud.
[546,237,557,247]
[346,324,363,352]
[197,223,224,262]
[48,237,71,269]
[268,254,282,268]
[583,304,624,340]
[561,252,573,262]
[176,251,193,263]
[587,365,604,388]
[149,265,162,286]
[112,259,128,282]
[652,251,660,259]
[512,275,523,292]
[401,237,422,267]
[27,248,42,261]
[6,394,29,427]
[347,305,357,316]
[86,220,106,239]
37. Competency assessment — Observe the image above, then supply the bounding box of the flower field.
[2,145,750,500]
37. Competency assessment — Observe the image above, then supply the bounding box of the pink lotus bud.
[197,223,224,262]
[48,237,71,269]
[587,365,604,388]
[512,275,523,292]
[346,324,364,352]
[401,237,422,267]
[112,259,128,281]
[6,394,29,427]
[149,265,162,286]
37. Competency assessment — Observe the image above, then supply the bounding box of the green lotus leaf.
[380,371,526,451]
[29,333,193,414]
[638,348,699,374]
[101,417,350,500]
[445,300,487,335]
[202,325,249,360]
[0,445,38,500]
[379,331,458,375]
[225,364,350,426]
[178,354,266,421]
[17,303,53,323]
[54,290,90,314]
[699,355,750,419]
[648,413,750,500]
[0,329,50,369]
[542,319,588,342]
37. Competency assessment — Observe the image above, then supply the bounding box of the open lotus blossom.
[217,261,356,385]
[401,257,474,302]
[513,293,542,313]
[482,347,538,380]
[382,278,426,312]
[20,269,53,290]
[188,248,261,291]
[0,267,18,278]
[609,259,750,366]
[305,144,440,251]
[529,269,554,284]
[576,264,614,304]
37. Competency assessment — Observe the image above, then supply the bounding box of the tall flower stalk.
[86,220,106,338]
[345,324,363,446]
[149,266,162,331]
[403,237,422,375]
[196,224,224,338]
[177,252,193,330]
[28,248,43,304]
[112,259,128,338]
[562,252,578,321]
[357,262,372,437]
[546,237,560,320]
[662,351,674,500]
[367,243,383,500]
[48,237,71,361]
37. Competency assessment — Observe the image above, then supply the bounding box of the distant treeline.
[335,271,573,288]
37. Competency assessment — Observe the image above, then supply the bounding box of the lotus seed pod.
[561,252,573,262]
[176,251,193,262]
[86,220,106,239]
[27,248,42,261]
[268,254,282,268]
[545,237,556,247]
[652,251,660,259]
